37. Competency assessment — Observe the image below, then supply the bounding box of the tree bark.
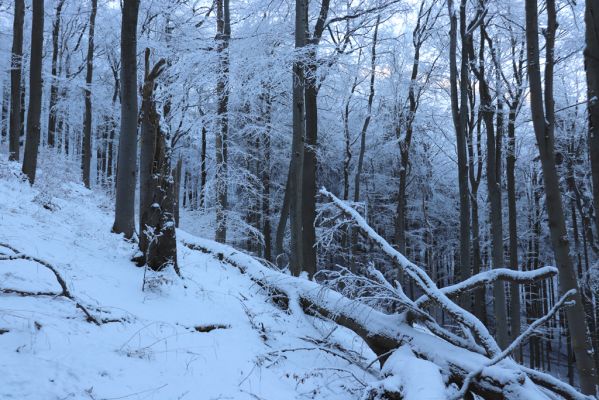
[303,55,319,278]
[47,0,65,149]
[215,0,231,244]
[353,17,379,203]
[448,0,471,287]
[200,125,207,208]
[82,0,98,188]
[113,0,140,238]
[585,0,599,242]
[471,30,509,349]
[261,92,273,262]
[525,0,597,393]
[506,101,521,353]
[8,0,24,162]
[288,0,307,275]
[174,157,182,227]
[395,6,427,254]
[137,51,177,272]
[22,0,44,184]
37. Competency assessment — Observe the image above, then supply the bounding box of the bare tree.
[447,0,471,290]
[525,0,597,392]
[8,0,24,161]
[113,0,140,238]
[353,16,380,203]
[585,0,599,240]
[287,0,307,275]
[214,0,231,243]
[47,0,66,149]
[394,1,438,254]
[22,0,44,184]
[82,0,98,188]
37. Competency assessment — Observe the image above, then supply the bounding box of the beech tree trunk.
[585,0,599,241]
[82,0,98,188]
[215,0,231,244]
[113,0,140,238]
[506,101,522,354]
[22,0,44,184]
[288,0,307,275]
[200,124,207,208]
[525,0,597,393]
[395,4,429,254]
[471,30,509,349]
[47,0,65,149]
[137,51,177,272]
[353,17,379,203]
[448,0,471,287]
[9,0,24,162]
[261,92,273,262]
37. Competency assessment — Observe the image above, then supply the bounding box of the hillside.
[0,161,375,400]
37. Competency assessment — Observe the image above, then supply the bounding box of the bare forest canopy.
[1,0,599,398]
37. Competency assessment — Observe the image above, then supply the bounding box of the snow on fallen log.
[364,345,447,400]
[178,230,590,400]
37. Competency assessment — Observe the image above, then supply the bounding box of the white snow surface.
[0,163,378,400]
[380,345,446,400]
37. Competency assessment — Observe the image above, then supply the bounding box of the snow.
[379,345,446,400]
[0,161,376,400]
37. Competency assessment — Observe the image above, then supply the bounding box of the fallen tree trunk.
[179,231,590,400]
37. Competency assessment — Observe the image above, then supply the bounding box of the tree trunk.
[8,0,24,161]
[1,84,8,143]
[82,0,98,188]
[477,53,509,349]
[174,158,182,228]
[353,17,379,203]
[395,14,422,254]
[288,0,307,275]
[448,0,471,287]
[137,51,177,272]
[47,0,65,149]
[215,0,231,244]
[199,125,207,208]
[113,0,140,238]
[22,0,44,184]
[585,0,599,241]
[525,0,597,393]
[261,92,273,262]
[506,102,521,354]
[275,170,291,265]
[303,55,318,278]
[139,51,166,256]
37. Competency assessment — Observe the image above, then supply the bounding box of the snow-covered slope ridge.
[0,161,376,400]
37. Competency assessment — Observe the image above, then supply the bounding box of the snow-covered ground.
[0,161,376,400]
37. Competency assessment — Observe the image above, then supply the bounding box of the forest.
[0,0,599,399]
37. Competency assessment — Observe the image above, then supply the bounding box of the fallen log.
[179,232,590,400]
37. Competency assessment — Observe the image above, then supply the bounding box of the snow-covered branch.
[415,266,558,308]
[180,231,590,400]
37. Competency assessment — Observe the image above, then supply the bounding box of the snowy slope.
[0,161,376,400]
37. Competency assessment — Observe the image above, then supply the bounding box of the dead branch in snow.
[0,242,108,325]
